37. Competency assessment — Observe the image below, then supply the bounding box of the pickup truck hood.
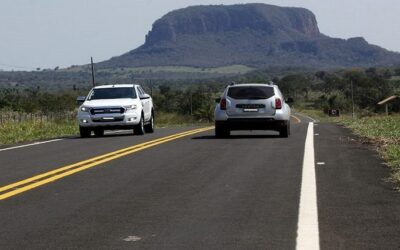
[83,99,138,108]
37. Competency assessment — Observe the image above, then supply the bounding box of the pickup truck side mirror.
[140,94,150,100]
[76,96,86,104]
[215,98,221,103]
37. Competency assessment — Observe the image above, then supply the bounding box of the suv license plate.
[243,108,258,112]
[102,117,115,120]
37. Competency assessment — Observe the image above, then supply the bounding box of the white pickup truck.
[76,84,154,138]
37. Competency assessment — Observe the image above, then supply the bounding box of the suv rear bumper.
[216,118,288,131]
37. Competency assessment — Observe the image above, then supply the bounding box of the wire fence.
[0,111,76,124]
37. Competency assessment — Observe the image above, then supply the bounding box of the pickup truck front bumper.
[77,112,140,129]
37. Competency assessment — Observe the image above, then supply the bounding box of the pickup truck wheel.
[144,112,155,133]
[279,122,290,138]
[79,126,91,138]
[215,124,230,138]
[134,115,145,135]
[94,128,104,137]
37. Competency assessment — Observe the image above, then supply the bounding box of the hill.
[97,4,400,69]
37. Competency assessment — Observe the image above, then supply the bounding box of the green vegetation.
[156,112,211,128]
[0,119,77,146]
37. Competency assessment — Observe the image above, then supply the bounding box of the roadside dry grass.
[0,119,77,146]
[156,112,211,128]
[298,109,400,188]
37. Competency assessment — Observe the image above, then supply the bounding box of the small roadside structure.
[377,96,398,115]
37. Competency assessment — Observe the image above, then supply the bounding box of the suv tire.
[279,122,290,138]
[215,124,230,138]
[79,126,91,138]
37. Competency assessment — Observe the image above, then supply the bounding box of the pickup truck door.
[137,86,151,120]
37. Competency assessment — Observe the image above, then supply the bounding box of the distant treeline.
[1,67,399,118]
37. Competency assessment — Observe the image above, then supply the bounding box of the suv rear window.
[227,86,275,100]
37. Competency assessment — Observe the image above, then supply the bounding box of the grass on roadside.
[298,108,400,188]
[0,119,78,146]
[156,112,211,128]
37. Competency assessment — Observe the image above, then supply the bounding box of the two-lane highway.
[1,115,400,249]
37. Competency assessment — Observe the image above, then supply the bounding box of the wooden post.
[386,104,389,116]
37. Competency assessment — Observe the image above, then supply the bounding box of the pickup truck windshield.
[88,88,137,100]
[228,86,274,100]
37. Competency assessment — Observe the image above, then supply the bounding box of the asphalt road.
[0,114,399,249]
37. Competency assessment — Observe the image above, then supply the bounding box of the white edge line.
[296,122,320,250]
[0,139,64,152]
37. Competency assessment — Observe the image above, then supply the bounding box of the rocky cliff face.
[145,4,320,46]
[98,4,400,69]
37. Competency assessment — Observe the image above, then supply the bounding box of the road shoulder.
[314,123,400,249]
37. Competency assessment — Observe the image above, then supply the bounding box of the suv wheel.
[215,124,230,138]
[144,112,155,133]
[79,126,91,138]
[279,122,290,138]
[94,128,104,137]
[134,115,145,135]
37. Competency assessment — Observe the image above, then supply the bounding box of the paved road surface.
[0,114,399,249]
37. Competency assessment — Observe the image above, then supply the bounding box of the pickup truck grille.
[90,107,125,115]
[92,116,125,123]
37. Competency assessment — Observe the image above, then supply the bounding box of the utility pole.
[91,57,95,87]
[351,80,355,119]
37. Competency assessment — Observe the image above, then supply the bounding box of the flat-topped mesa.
[145,4,320,45]
[98,3,400,69]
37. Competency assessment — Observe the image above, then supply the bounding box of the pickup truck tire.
[215,124,230,138]
[144,112,155,133]
[79,126,91,138]
[134,115,145,135]
[279,122,290,138]
[94,128,104,137]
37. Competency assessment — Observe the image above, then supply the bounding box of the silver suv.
[214,83,292,138]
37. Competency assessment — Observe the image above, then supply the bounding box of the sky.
[0,0,399,71]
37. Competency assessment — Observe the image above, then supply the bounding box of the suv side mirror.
[215,97,221,103]
[286,97,294,104]
[76,96,86,104]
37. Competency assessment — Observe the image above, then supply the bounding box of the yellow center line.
[0,127,208,194]
[0,127,213,201]
[291,115,302,124]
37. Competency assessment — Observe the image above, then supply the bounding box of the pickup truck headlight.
[124,104,137,111]
[80,106,90,112]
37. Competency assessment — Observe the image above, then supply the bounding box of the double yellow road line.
[0,127,213,201]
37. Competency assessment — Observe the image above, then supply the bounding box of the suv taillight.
[275,98,282,109]
[220,98,227,110]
